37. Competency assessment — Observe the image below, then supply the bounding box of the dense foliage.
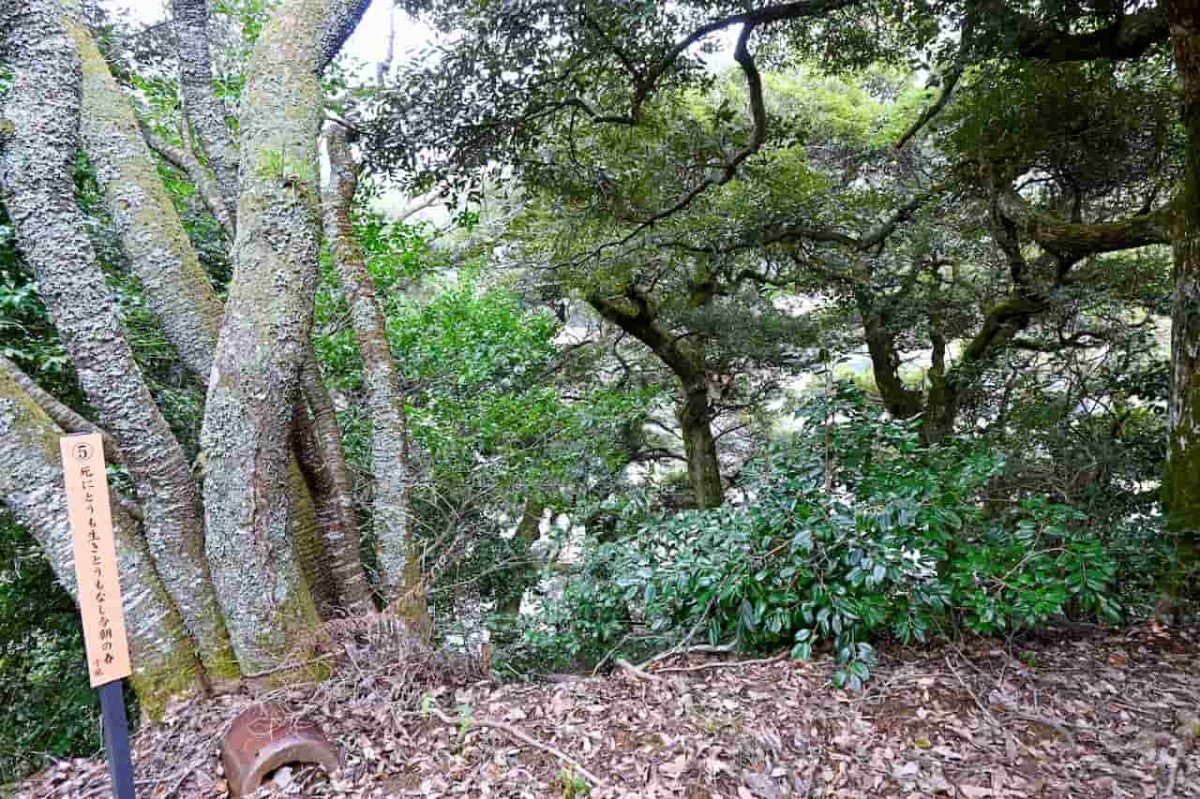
[514,384,1172,687]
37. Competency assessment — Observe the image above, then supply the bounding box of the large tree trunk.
[0,0,236,677]
[0,367,202,715]
[1167,0,1200,573]
[322,124,427,625]
[199,0,333,671]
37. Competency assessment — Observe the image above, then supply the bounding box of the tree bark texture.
[677,380,724,510]
[170,0,241,223]
[63,4,226,383]
[0,0,236,677]
[294,351,375,612]
[322,124,425,617]
[66,8,368,624]
[199,0,331,670]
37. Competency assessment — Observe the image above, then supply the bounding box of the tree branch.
[895,67,962,149]
[994,187,1171,260]
[140,121,235,242]
[1007,2,1169,62]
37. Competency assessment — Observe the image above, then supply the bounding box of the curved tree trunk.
[1167,0,1200,577]
[199,0,333,671]
[0,0,236,678]
[0,367,202,715]
[322,124,427,625]
[589,289,724,508]
[854,287,925,422]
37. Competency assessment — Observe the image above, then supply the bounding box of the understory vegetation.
[3,0,1200,786]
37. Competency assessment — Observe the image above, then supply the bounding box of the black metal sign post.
[60,432,137,799]
[98,681,137,799]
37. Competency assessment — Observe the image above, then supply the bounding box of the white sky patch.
[101,0,432,75]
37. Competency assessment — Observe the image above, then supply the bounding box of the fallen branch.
[614,658,658,682]
[651,651,789,675]
[637,641,734,671]
[945,654,1036,760]
[425,707,607,788]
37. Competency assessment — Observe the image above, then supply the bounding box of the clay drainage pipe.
[220,702,340,796]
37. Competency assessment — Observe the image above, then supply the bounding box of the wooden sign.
[60,433,132,687]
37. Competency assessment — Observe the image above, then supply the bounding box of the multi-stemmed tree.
[0,0,424,710]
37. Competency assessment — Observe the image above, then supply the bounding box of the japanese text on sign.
[61,434,132,687]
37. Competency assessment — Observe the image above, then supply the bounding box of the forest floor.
[17,622,1200,799]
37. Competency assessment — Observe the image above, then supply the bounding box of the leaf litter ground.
[16,623,1200,798]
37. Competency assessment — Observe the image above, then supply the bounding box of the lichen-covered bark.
[295,350,374,613]
[0,0,236,677]
[319,0,372,69]
[1167,0,1200,566]
[0,353,121,463]
[170,0,240,222]
[61,5,226,382]
[323,124,422,614]
[199,0,331,670]
[0,367,202,715]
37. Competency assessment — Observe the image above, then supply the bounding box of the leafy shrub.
[518,384,1136,688]
[0,513,98,782]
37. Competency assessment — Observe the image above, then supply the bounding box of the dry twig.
[651,651,789,675]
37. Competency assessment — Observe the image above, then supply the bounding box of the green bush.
[0,513,98,783]
[518,384,1141,688]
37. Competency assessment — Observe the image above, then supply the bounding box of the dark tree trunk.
[854,288,924,420]
[588,290,724,508]
[679,382,724,509]
[497,497,544,616]
[1166,0,1200,574]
